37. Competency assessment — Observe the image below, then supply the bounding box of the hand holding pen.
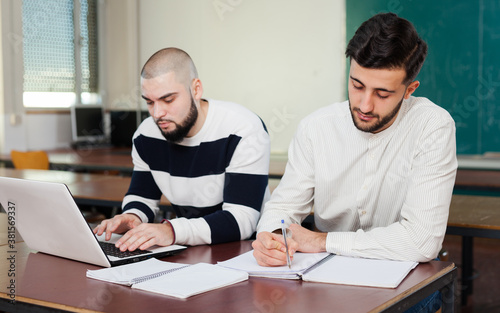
[252,223,327,267]
[251,221,298,267]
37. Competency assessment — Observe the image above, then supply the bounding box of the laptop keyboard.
[99,241,152,258]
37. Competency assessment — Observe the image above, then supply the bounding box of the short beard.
[156,97,198,143]
[349,97,404,133]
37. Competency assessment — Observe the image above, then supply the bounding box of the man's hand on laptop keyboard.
[93,213,142,242]
[114,222,175,252]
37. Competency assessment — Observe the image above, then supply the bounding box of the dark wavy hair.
[345,13,428,85]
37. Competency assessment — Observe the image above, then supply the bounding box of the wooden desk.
[1,147,134,174]
[47,147,133,173]
[0,241,456,313]
[0,167,106,184]
[447,194,500,305]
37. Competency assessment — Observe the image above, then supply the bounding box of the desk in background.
[446,194,500,305]
[1,147,133,174]
[0,241,456,313]
[454,169,500,196]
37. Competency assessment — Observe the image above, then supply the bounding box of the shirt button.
[361,210,366,215]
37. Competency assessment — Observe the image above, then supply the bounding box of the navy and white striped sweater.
[123,99,270,246]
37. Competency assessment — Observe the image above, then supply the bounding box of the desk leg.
[461,236,473,305]
[441,275,456,313]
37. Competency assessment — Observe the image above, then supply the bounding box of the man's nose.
[152,102,166,119]
[359,93,374,113]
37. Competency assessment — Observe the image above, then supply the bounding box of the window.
[22,0,99,108]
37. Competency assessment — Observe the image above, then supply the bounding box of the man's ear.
[404,80,420,99]
[191,78,203,100]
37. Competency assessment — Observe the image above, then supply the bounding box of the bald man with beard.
[94,48,270,251]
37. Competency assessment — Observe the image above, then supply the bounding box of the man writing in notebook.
[253,13,457,265]
[94,47,270,250]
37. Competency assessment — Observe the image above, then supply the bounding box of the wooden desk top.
[1,147,133,173]
[449,194,500,231]
[47,147,133,171]
[0,168,105,184]
[0,241,455,313]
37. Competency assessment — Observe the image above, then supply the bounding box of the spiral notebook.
[86,258,248,299]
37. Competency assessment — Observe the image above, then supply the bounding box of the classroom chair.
[10,150,50,170]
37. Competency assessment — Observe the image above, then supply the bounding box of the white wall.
[138,0,346,154]
[104,0,142,112]
[0,0,26,153]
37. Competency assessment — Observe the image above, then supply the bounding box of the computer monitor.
[110,110,150,147]
[70,105,106,144]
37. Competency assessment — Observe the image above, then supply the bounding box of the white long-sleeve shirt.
[257,96,457,262]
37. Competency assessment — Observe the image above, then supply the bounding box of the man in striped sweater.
[253,13,457,264]
[94,48,270,250]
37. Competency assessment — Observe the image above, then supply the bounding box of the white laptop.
[0,176,186,267]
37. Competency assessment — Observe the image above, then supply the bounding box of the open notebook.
[0,176,186,267]
[87,258,248,299]
[217,250,418,288]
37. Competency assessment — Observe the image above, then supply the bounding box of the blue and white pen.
[281,219,292,269]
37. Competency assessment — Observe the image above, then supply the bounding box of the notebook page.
[301,255,418,288]
[131,263,248,299]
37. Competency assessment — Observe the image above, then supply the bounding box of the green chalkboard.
[346,0,500,154]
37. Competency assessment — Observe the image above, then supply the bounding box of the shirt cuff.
[168,217,212,246]
[123,209,148,223]
[326,231,357,256]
